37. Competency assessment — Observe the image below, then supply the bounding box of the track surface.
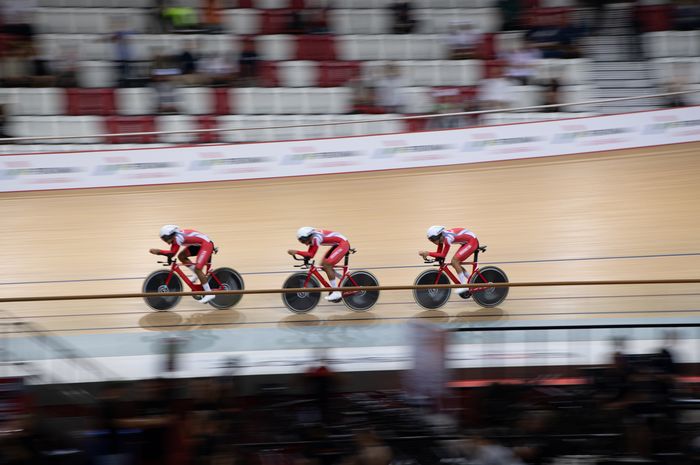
[2,142,699,335]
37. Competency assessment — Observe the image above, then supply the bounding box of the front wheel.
[143,270,182,311]
[469,266,509,308]
[413,270,451,309]
[282,272,321,314]
[207,267,245,309]
[341,271,380,312]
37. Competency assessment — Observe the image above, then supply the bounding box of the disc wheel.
[143,270,182,311]
[413,270,451,309]
[207,267,245,309]
[341,271,379,312]
[282,272,321,314]
[469,266,509,308]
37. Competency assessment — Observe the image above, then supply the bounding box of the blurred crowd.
[1,334,700,465]
[1,0,699,136]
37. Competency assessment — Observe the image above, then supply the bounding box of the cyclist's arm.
[157,243,181,256]
[296,243,319,258]
[428,242,450,258]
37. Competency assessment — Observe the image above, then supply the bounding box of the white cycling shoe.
[200,294,215,304]
[325,291,342,302]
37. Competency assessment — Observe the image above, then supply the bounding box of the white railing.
[1,90,698,145]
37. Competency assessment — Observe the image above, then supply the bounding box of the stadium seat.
[221,9,261,35]
[295,35,336,61]
[116,88,157,116]
[305,88,352,114]
[235,88,276,114]
[509,86,542,108]
[0,88,65,116]
[415,8,500,34]
[278,61,319,87]
[7,117,59,143]
[318,61,361,87]
[157,115,197,144]
[256,35,294,61]
[77,61,115,88]
[104,116,157,143]
[176,88,215,115]
[400,87,434,113]
[66,88,116,116]
[54,116,103,144]
[329,9,392,34]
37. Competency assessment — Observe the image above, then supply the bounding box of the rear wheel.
[282,272,321,314]
[413,270,451,309]
[143,270,182,311]
[469,266,509,308]
[207,267,244,309]
[341,271,379,312]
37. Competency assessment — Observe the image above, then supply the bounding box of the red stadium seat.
[636,5,672,32]
[318,61,360,87]
[66,88,116,116]
[213,88,231,115]
[261,9,293,34]
[104,116,157,143]
[196,116,220,144]
[259,61,280,86]
[296,35,336,61]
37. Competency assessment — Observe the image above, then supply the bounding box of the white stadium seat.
[400,87,434,113]
[256,35,294,61]
[329,9,392,34]
[235,88,276,115]
[278,61,319,87]
[0,88,65,116]
[157,115,197,144]
[77,61,116,88]
[177,88,215,115]
[116,88,157,115]
[221,9,261,35]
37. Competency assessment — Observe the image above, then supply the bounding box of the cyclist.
[419,225,479,297]
[149,225,215,304]
[288,227,350,302]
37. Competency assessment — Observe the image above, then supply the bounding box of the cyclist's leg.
[452,238,478,296]
[194,243,215,302]
[322,243,349,300]
[179,246,200,281]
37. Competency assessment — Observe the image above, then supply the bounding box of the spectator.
[525,13,581,59]
[163,5,200,32]
[150,49,180,113]
[202,0,224,33]
[478,64,514,110]
[374,64,405,113]
[347,75,377,113]
[447,20,482,60]
[0,104,10,139]
[389,1,416,34]
[27,43,55,87]
[53,43,79,88]
[497,0,521,31]
[673,0,700,31]
[237,40,260,86]
[504,40,541,85]
[306,7,330,34]
[350,430,393,465]
[287,8,306,34]
[665,63,689,108]
[106,17,134,87]
[178,39,202,85]
[541,77,561,112]
[199,51,237,87]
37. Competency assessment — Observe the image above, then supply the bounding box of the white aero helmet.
[296,226,315,240]
[427,225,445,240]
[159,224,180,239]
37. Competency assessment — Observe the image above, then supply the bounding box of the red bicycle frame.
[429,247,490,291]
[296,250,361,296]
[162,257,223,291]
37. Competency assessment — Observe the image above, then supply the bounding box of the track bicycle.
[413,245,508,309]
[143,250,244,311]
[282,248,379,314]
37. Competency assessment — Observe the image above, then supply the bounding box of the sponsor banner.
[2,107,699,192]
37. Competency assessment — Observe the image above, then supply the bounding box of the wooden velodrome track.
[1,142,699,335]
